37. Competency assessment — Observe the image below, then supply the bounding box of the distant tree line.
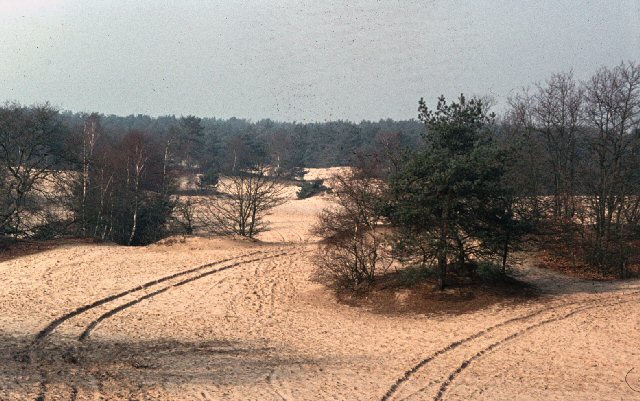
[0,105,422,244]
[57,113,424,176]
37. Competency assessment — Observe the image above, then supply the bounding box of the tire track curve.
[78,250,293,340]
[433,293,639,400]
[28,247,291,401]
[382,288,640,401]
[33,249,267,343]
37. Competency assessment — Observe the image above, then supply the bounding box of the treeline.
[315,61,640,290]
[0,105,421,244]
[0,108,174,244]
[506,62,640,278]
[58,113,424,173]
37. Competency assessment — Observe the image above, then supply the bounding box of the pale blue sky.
[1,0,638,121]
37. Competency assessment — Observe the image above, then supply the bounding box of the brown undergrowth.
[530,225,640,281]
[0,237,97,263]
[0,238,57,263]
[335,267,539,316]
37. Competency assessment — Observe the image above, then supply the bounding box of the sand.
[1,176,640,400]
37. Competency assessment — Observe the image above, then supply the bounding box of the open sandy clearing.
[1,192,640,400]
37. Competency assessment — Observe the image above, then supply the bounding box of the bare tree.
[582,61,640,276]
[202,165,285,238]
[534,72,584,218]
[0,103,65,236]
[506,73,584,220]
[312,169,391,289]
[120,132,151,245]
[506,88,550,221]
[84,138,117,241]
[68,128,174,246]
[174,197,198,235]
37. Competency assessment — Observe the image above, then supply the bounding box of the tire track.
[381,288,640,401]
[28,247,287,401]
[78,250,293,341]
[34,249,266,343]
[433,294,638,400]
[381,301,567,401]
[267,368,289,401]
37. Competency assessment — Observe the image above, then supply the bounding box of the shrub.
[396,265,435,286]
[312,170,391,290]
[297,179,327,199]
[199,168,219,189]
[475,261,507,283]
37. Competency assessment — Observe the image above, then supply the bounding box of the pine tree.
[389,95,516,289]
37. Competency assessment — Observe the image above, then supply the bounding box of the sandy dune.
[1,181,640,400]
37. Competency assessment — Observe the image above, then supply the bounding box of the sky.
[0,0,639,122]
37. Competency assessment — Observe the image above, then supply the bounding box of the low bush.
[395,265,434,286]
[297,179,327,199]
[475,261,508,283]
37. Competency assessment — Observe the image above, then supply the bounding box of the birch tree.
[79,113,101,236]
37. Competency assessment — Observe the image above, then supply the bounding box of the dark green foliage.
[110,194,173,246]
[474,261,509,283]
[199,169,219,189]
[30,220,70,240]
[389,95,520,289]
[288,167,308,181]
[297,179,327,199]
[198,130,222,189]
[178,115,205,169]
[223,131,267,173]
[58,112,424,170]
[395,265,435,286]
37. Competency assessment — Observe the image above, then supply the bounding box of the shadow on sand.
[1,332,320,400]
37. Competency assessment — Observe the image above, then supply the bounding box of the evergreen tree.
[389,95,516,289]
[178,115,204,169]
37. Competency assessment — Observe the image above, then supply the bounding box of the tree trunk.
[501,232,510,275]
[438,196,450,291]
